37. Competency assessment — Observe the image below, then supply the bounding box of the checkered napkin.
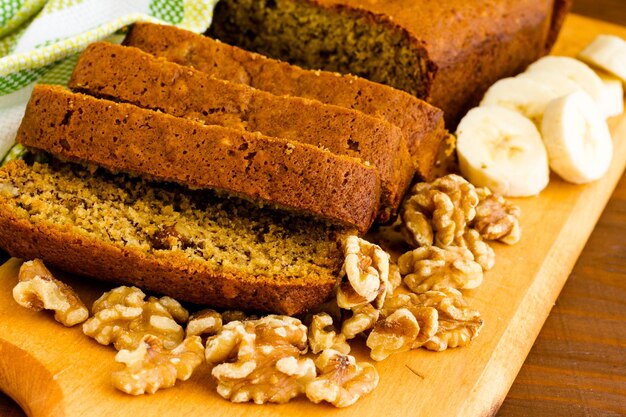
[0,0,217,162]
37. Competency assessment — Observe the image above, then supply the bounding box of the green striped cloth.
[0,0,217,162]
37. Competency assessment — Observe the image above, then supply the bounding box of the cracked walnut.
[13,259,88,326]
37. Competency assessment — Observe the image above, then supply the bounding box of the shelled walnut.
[82,286,187,350]
[158,296,190,323]
[341,303,380,340]
[186,308,222,337]
[366,308,420,361]
[450,228,496,271]
[387,262,403,296]
[418,288,483,351]
[380,293,439,348]
[206,315,315,404]
[401,174,479,247]
[472,188,522,244]
[308,313,350,354]
[305,349,379,408]
[13,259,88,326]
[366,289,482,356]
[112,335,204,395]
[398,246,483,293]
[336,236,389,309]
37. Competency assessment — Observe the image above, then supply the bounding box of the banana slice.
[517,70,582,96]
[480,76,565,124]
[526,56,606,106]
[578,35,626,82]
[456,106,550,197]
[541,91,613,184]
[597,71,624,118]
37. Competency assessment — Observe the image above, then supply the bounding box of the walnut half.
[336,236,389,309]
[13,259,88,326]
[82,286,187,351]
[112,335,204,395]
[472,188,522,245]
[401,174,479,247]
[420,289,484,351]
[308,313,350,355]
[305,349,379,408]
[366,308,420,361]
[186,308,222,337]
[206,315,315,404]
[398,246,483,293]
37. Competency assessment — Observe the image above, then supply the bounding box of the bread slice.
[17,85,380,234]
[0,159,346,315]
[123,22,446,181]
[68,42,413,221]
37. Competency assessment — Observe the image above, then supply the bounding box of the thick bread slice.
[69,42,413,221]
[123,22,446,181]
[17,85,380,233]
[0,160,345,315]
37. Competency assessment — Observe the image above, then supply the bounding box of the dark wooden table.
[497,173,626,416]
[2,3,626,417]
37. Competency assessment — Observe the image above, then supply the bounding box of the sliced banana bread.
[17,85,380,233]
[207,0,571,126]
[123,22,446,181]
[0,159,346,314]
[68,42,413,221]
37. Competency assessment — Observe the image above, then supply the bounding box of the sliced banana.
[578,35,626,82]
[541,91,613,184]
[517,71,582,98]
[456,106,550,197]
[526,56,606,106]
[597,71,624,118]
[480,76,565,124]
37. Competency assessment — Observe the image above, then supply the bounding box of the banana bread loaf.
[123,22,446,181]
[17,85,380,233]
[68,42,413,221]
[0,159,346,314]
[207,0,572,126]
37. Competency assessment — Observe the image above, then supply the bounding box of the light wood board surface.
[1,13,626,417]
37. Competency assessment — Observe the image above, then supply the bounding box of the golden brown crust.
[68,42,412,219]
[0,197,335,315]
[17,85,380,233]
[123,22,445,180]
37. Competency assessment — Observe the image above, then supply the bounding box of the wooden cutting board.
[1,14,626,417]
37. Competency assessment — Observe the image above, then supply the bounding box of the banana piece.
[456,106,550,197]
[516,71,582,98]
[526,56,606,106]
[578,35,626,82]
[541,91,613,184]
[480,76,565,124]
[597,71,624,118]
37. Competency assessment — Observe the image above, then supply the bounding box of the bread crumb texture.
[0,159,344,281]
[208,0,430,99]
